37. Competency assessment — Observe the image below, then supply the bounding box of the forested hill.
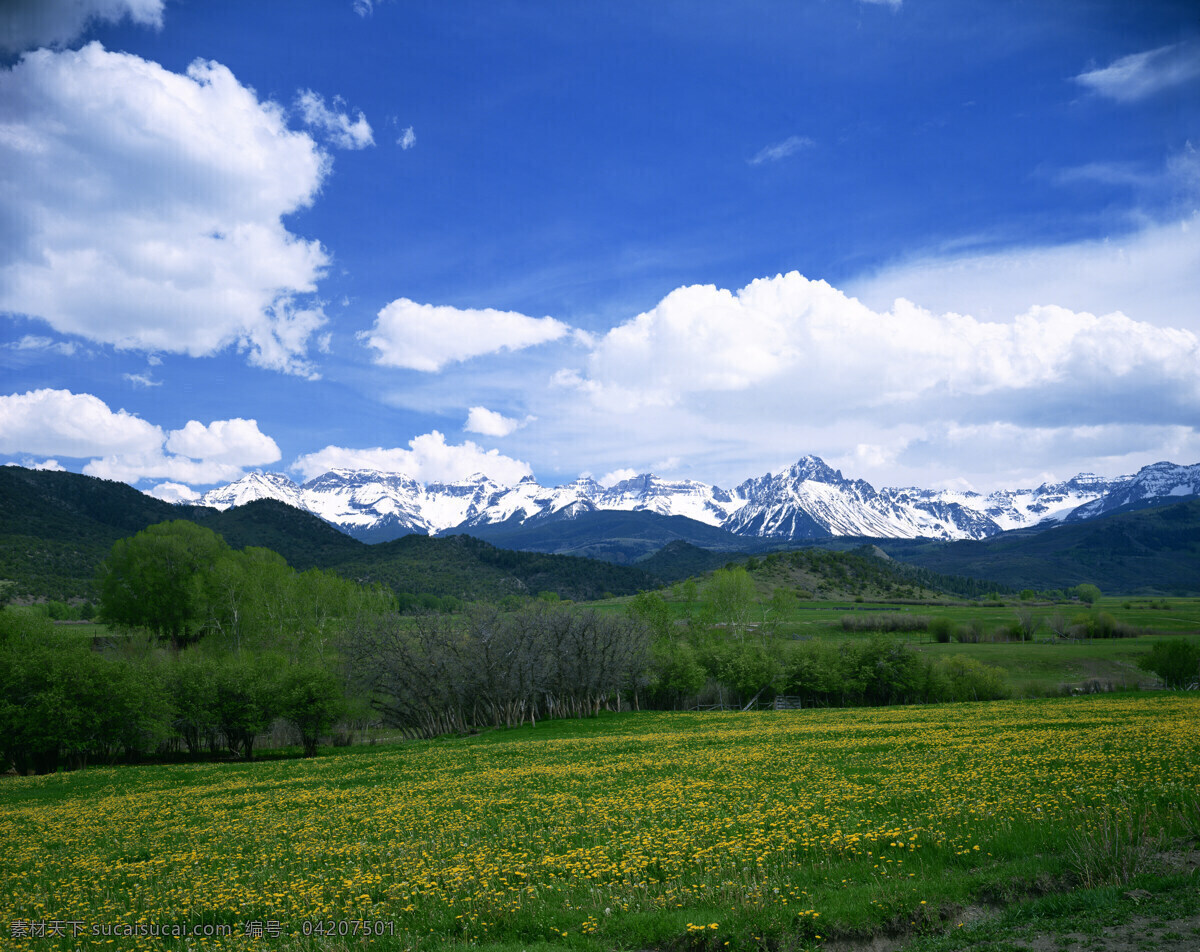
[0,467,662,601]
[886,499,1200,594]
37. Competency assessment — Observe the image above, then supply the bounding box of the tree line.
[4,519,1190,775]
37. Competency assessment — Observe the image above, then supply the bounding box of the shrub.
[933,655,1010,702]
[928,617,954,643]
[840,613,929,633]
[1137,639,1200,689]
[953,621,983,643]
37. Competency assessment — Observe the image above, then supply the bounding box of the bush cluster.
[645,633,1010,710]
[839,613,930,633]
[0,608,348,774]
[343,606,650,739]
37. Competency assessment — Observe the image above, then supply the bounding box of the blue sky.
[1,0,1197,499]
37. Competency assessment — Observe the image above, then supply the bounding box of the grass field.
[3,695,1199,951]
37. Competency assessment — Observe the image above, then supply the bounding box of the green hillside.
[888,500,1200,594]
[461,508,769,563]
[0,468,660,601]
[335,532,660,602]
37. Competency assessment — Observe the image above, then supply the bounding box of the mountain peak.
[786,455,843,484]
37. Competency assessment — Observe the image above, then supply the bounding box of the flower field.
[3,695,1198,951]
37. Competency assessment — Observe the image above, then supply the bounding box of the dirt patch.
[1156,848,1200,875]
[823,902,1004,952]
[1018,912,1200,952]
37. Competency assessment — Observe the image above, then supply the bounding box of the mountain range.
[197,455,1200,545]
[3,465,1198,598]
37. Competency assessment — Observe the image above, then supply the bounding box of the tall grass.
[1064,802,1167,888]
[840,612,930,632]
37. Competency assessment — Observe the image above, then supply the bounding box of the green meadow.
[3,695,1198,951]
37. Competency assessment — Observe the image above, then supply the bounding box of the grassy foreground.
[3,697,1199,951]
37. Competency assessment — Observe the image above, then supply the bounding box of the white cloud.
[164,419,280,466]
[0,388,286,486]
[122,372,160,388]
[0,389,162,457]
[0,0,163,55]
[1075,42,1200,103]
[891,422,1200,489]
[292,431,533,485]
[464,406,521,437]
[360,298,570,371]
[577,272,1199,414]
[848,214,1200,334]
[514,268,1200,492]
[0,44,330,376]
[145,481,201,503]
[599,468,638,487]
[89,416,282,484]
[295,90,374,150]
[749,135,814,165]
[397,126,416,150]
[6,457,66,471]
[9,334,76,356]
[83,452,247,485]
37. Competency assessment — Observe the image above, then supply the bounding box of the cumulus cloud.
[0,389,162,458]
[360,298,570,371]
[1075,42,1200,102]
[295,90,374,150]
[0,44,331,376]
[513,260,1200,493]
[292,431,533,485]
[749,135,814,165]
[164,419,281,466]
[573,272,1199,417]
[89,416,281,484]
[464,406,522,438]
[122,372,160,387]
[0,388,284,486]
[397,126,416,149]
[0,0,163,55]
[145,481,201,503]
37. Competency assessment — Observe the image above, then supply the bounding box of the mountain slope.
[888,499,1200,594]
[459,508,770,564]
[328,533,660,602]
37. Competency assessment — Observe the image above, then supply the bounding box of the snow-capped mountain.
[726,457,1002,541]
[597,474,747,525]
[195,457,1198,544]
[1064,461,1200,522]
[199,471,307,512]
